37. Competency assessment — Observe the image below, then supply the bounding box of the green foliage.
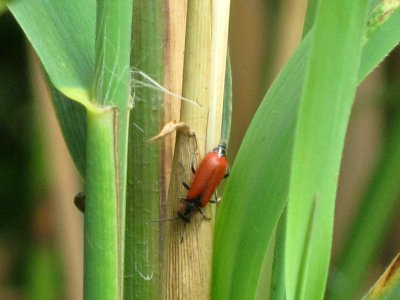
[213,32,310,300]
[9,0,95,175]
[285,0,371,298]
[212,3,400,300]
[10,0,132,298]
[6,0,400,298]
[9,0,95,102]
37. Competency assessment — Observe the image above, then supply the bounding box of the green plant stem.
[86,0,132,298]
[163,1,213,299]
[124,0,164,298]
[93,0,132,228]
[84,109,119,299]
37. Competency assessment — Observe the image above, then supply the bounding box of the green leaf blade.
[359,7,400,81]
[285,0,371,299]
[9,0,95,101]
[212,34,311,300]
[8,0,96,175]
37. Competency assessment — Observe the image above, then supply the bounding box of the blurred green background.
[1,1,399,298]
[0,9,83,300]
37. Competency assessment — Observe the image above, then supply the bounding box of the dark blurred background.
[0,10,82,300]
[1,1,399,298]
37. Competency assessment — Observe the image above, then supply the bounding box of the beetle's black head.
[178,201,198,223]
[213,140,227,157]
[177,211,191,223]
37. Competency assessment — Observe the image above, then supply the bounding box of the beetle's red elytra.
[178,140,229,223]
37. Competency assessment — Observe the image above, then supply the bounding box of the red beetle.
[75,142,229,222]
[177,140,229,222]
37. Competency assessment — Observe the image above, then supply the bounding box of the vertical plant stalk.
[207,0,231,147]
[124,0,164,299]
[85,109,119,299]
[85,0,132,298]
[163,1,212,299]
[162,0,187,178]
[162,1,231,298]
[160,0,187,286]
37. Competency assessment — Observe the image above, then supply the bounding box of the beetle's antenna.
[148,216,179,223]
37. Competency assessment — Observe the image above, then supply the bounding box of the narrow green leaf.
[212,32,311,300]
[8,1,95,175]
[212,3,400,300]
[359,7,400,81]
[9,0,95,103]
[285,0,371,298]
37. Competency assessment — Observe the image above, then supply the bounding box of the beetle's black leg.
[209,193,218,204]
[224,167,231,179]
[198,208,211,220]
[191,164,196,175]
[209,192,222,204]
[182,182,190,190]
[209,190,218,204]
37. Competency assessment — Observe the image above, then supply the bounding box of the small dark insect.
[74,191,86,213]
